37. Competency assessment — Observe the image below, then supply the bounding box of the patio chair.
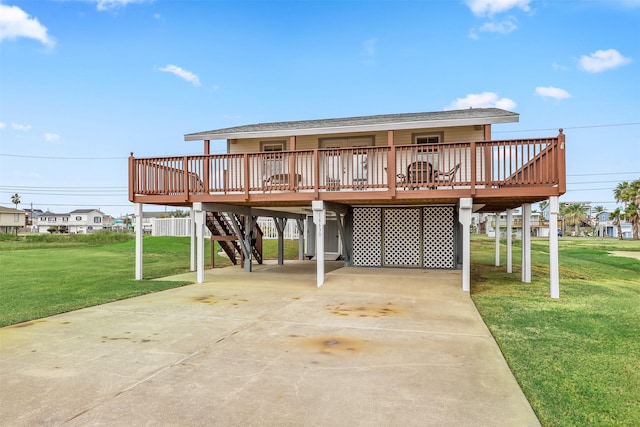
[435,163,461,188]
[397,161,433,189]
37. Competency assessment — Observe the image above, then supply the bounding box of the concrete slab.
[0,261,540,426]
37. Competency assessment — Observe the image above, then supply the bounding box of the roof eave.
[184,114,519,142]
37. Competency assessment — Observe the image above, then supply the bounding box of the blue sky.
[1,0,639,217]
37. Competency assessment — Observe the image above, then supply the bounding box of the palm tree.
[592,205,605,236]
[610,207,624,240]
[538,200,549,217]
[613,179,640,240]
[11,193,21,209]
[561,203,588,236]
[625,202,639,240]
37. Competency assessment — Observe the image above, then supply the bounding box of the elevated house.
[128,108,566,297]
[0,206,26,233]
[36,209,106,233]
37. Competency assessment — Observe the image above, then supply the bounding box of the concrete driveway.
[0,261,539,426]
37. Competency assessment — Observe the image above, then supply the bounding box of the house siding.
[227,126,485,154]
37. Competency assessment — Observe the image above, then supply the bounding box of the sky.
[1,0,639,217]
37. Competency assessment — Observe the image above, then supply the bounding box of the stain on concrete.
[299,336,370,356]
[325,302,401,318]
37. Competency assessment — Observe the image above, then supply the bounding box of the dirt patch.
[608,251,640,261]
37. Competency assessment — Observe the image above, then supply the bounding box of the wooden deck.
[129,134,566,212]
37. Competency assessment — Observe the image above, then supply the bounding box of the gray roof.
[70,209,103,214]
[0,206,25,214]
[185,108,519,141]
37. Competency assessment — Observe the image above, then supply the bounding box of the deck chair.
[397,161,433,189]
[436,163,461,187]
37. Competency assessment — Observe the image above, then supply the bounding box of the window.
[62,217,68,222]
[94,217,102,223]
[413,132,443,145]
[319,136,374,148]
[14,214,20,223]
[416,136,439,144]
[260,141,285,178]
[76,216,82,221]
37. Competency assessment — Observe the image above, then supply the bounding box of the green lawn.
[471,236,640,427]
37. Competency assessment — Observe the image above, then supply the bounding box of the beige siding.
[227,126,486,154]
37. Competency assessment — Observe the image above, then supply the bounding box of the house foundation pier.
[312,201,326,287]
[459,198,473,292]
[549,196,560,298]
[521,203,532,283]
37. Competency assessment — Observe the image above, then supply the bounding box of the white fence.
[151,217,301,239]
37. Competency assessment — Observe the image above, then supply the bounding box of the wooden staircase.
[205,212,263,265]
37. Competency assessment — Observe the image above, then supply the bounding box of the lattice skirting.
[352,206,456,269]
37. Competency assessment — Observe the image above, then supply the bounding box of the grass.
[0,232,299,327]
[471,236,640,427]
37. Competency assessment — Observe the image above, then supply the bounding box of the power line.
[567,172,639,177]
[494,122,640,134]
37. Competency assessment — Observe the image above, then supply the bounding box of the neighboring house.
[36,211,70,233]
[36,209,106,233]
[24,208,44,227]
[0,206,26,233]
[128,108,567,297]
[596,211,634,238]
[68,209,106,234]
[484,211,548,238]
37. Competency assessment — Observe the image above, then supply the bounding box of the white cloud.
[445,92,517,110]
[552,62,568,71]
[12,122,32,131]
[158,64,201,86]
[93,0,152,12]
[0,4,54,46]
[478,16,518,34]
[0,122,6,130]
[466,0,531,17]
[535,86,572,100]
[362,38,378,56]
[44,133,61,142]
[579,49,631,73]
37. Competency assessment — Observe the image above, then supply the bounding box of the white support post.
[194,203,205,284]
[506,209,513,273]
[135,203,143,280]
[244,216,255,272]
[459,198,473,292]
[296,219,304,261]
[549,196,560,298]
[190,207,196,272]
[275,218,286,265]
[521,203,532,283]
[312,201,326,288]
[494,212,500,267]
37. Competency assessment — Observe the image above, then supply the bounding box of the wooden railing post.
[387,130,396,198]
[244,153,250,200]
[203,140,210,194]
[470,141,477,195]
[313,149,320,197]
[289,136,297,189]
[128,152,135,202]
[183,156,190,201]
[558,129,566,194]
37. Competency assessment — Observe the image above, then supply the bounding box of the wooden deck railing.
[129,134,565,203]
